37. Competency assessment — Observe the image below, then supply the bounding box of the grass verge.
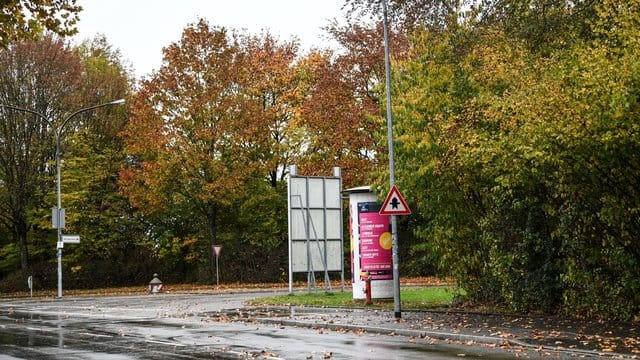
[247,286,462,310]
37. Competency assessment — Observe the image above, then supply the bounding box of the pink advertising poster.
[358,202,392,280]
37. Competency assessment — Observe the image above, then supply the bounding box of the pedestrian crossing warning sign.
[379,185,411,215]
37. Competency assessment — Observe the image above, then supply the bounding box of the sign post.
[381,0,411,319]
[212,245,223,285]
[27,276,33,298]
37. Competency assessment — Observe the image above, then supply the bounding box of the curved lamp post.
[0,99,125,298]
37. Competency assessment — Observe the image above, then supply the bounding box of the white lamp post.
[0,99,125,298]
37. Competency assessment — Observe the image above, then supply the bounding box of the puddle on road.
[0,327,257,360]
[0,329,60,349]
[0,311,268,359]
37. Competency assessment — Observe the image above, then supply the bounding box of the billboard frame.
[287,166,344,293]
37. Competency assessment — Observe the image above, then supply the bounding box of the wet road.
[0,292,523,359]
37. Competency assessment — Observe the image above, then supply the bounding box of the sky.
[73,0,346,79]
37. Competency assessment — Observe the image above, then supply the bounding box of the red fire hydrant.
[364,271,372,305]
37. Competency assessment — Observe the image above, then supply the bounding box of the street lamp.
[0,99,125,298]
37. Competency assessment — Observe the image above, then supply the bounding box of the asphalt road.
[0,291,634,359]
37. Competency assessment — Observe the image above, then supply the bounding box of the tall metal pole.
[1,99,125,298]
[215,254,220,286]
[56,134,63,298]
[381,0,402,319]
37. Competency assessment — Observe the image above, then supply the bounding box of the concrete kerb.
[249,307,629,359]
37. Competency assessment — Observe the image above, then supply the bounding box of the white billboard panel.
[288,172,343,277]
[326,210,342,239]
[308,178,325,207]
[291,240,343,272]
[325,178,341,208]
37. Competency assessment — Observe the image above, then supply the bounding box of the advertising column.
[346,187,393,299]
[359,203,392,280]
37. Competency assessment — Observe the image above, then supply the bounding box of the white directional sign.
[62,235,80,244]
[379,185,411,215]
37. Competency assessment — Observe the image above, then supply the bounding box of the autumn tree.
[295,15,410,187]
[228,31,309,256]
[239,31,304,188]
[121,20,306,280]
[0,0,82,48]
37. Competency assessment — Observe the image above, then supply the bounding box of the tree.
[297,17,410,187]
[0,35,83,270]
[552,0,640,318]
[343,0,470,32]
[236,31,304,188]
[388,0,640,318]
[120,20,301,279]
[0,0,81,48]
[476,0,599,54]
[0,34,132,290]
[59,35,141,287]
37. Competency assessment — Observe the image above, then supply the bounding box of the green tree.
[476,0,598,53]
[0,35,83,271]
[388,0,640,318]
[552,0,640,319]
[58,35,141,287]
[0,35,132,290]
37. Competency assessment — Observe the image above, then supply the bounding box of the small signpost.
[212,245,223,285]
[27,276,33,298]
[379,183,411,319]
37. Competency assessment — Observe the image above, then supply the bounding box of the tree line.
[0,0,638,321]
[385,0,640,320]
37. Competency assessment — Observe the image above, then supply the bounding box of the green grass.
[248,286,463,310]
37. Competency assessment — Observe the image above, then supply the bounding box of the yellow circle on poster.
[379,232,392,250]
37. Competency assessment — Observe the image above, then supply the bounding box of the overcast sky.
[73,0,346,79]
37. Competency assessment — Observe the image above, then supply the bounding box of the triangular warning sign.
[212,245,223,257]
[379,185,411,215]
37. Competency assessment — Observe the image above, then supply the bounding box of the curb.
[251,310,633,359]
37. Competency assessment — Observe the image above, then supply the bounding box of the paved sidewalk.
[229,306,640,359]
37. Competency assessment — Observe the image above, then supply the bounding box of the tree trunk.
[15,214,30,270]
[206,202,217,281]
